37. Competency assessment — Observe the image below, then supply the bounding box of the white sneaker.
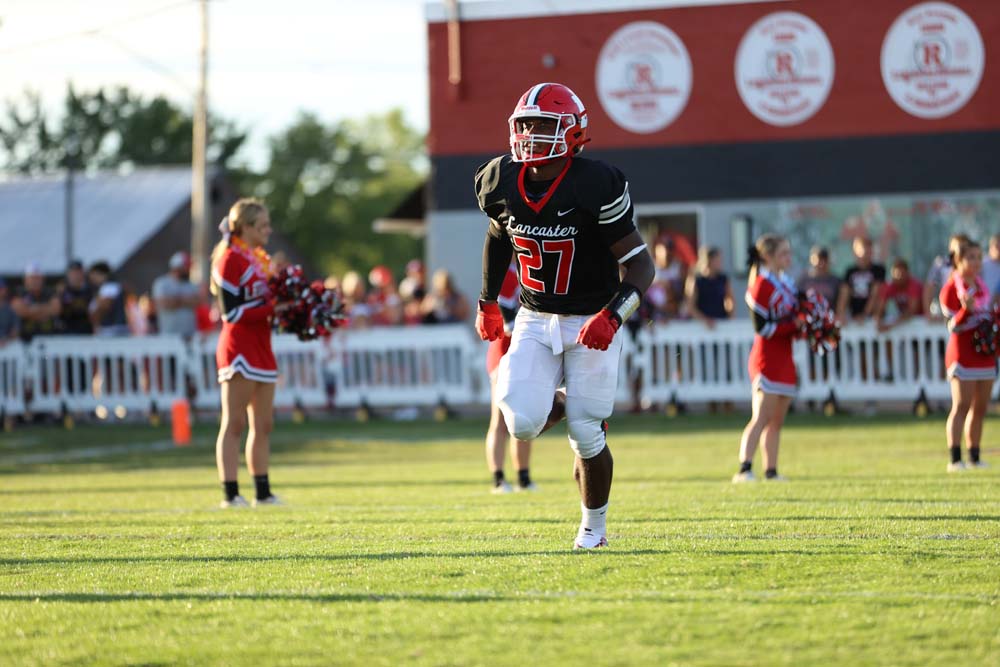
[220,495,250,509]
[491,481,513,495]
[515,482,540,492]
[574,527,608,549]
[732,471,757,483]
[252,494,283,507]
[946,461,967,473]
[969,461,989,469]
[763,474,789,482]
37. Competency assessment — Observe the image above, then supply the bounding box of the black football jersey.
[475,155,638,315]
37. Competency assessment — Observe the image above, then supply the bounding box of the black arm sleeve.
[480,229,513,302]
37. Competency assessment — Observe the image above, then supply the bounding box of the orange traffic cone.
[171,398,191,446]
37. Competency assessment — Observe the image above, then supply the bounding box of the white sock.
[579,502,608,536]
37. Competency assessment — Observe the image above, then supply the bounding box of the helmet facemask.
[509,111,579,165]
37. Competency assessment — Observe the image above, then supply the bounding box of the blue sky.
[0,0,437,167]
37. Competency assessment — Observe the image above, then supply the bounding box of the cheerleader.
[485,263,566,493]
[940,238,993,472]
[211,198,281,507]
[734,233,802,483]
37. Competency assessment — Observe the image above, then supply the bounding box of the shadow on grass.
[0,549,675,567]
[0,591,509,604]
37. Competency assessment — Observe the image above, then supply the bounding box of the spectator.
[798,246,841,306]
[271,250,291,275]
[646,236,688,321]
[399,259,426,301]
[194,284,220,335]
[0,278,19,344]
[11,262,60,342]
[982,233,1000,298]
[399,259,427,325]
[837,236,886,323]
[58,259,93,335]
[875,258,923,332]
[421,269,470,324]
[924,234,969,320]
[685,246,733,329]
[152,251,200,337]
[367,265,403,326]
[88,261,129,337]
[341,271,371,328]
[127,293,153,336]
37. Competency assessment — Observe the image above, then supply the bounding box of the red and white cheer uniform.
[939,274,996,381]
[745,269,799,397]
[212,241,277,384]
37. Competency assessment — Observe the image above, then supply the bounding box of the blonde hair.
[210,198,269,295]
[747,233,786,284]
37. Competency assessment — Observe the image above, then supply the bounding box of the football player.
[475,83,654,549]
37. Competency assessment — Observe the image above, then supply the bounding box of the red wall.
[427,0,1000,157]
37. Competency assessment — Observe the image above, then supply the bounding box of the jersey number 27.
[512,236,575,295]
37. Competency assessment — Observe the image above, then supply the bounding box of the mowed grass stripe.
[1,414,998,666]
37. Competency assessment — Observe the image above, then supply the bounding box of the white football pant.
[496,308,622,459]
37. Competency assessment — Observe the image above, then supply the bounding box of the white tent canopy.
[0,166,195,276]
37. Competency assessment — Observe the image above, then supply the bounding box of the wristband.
[603,283,642,325]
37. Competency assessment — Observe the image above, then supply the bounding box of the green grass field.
[1,412,998,666]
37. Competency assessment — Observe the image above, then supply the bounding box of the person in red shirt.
[939,239,993,472]
[210,198,282,507]
[734,233,802,483]
[875,258,924,332]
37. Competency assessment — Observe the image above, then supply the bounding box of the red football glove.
[476,300,504,341]
[577,309,620,351]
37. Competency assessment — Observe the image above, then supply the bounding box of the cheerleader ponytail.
[746,245,763,284]
[748,233,785,284]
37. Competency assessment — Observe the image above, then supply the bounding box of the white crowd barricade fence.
[5,320,965,420]
[637,319,955,406]
[796,319,952,403]
[0,341,26,419]
[189,333,328,412]
[24,335,189,417]
[324,323,485,409]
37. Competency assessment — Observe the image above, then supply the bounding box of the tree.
[0,85,246,173]
[239,109,426,277]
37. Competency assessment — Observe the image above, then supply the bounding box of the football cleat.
[574,528,608,550]
[491,481,513,495]
[515,482,540,492]
[946,461,967,473]
[220,495,250,509]
[969,461,989,469]
[252,494,283,507]
[763,474,789,482]
[732,471,757,483]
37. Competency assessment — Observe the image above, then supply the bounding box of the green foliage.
[0,85,246,172]
[0,84,426,276]
[1,414,998,666]
[237,108,426,278]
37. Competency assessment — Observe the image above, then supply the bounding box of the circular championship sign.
[595,22,692,134]
[881,2,985,119]
[734,12,835,127]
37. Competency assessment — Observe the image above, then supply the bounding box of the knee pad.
[498,397,548,441]
[565,396,610,459]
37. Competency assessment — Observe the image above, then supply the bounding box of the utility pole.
[64,165,74,267]
[190,0,209,285]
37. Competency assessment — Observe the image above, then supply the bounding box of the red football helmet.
[509,83,589,165]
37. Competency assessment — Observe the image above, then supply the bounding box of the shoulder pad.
[474,156,513,219]
[569,157,629,217]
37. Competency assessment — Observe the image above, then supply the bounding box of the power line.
[0,0,195,56]
[89,32,194,94]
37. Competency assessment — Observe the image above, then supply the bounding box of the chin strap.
[603,283,642,325]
